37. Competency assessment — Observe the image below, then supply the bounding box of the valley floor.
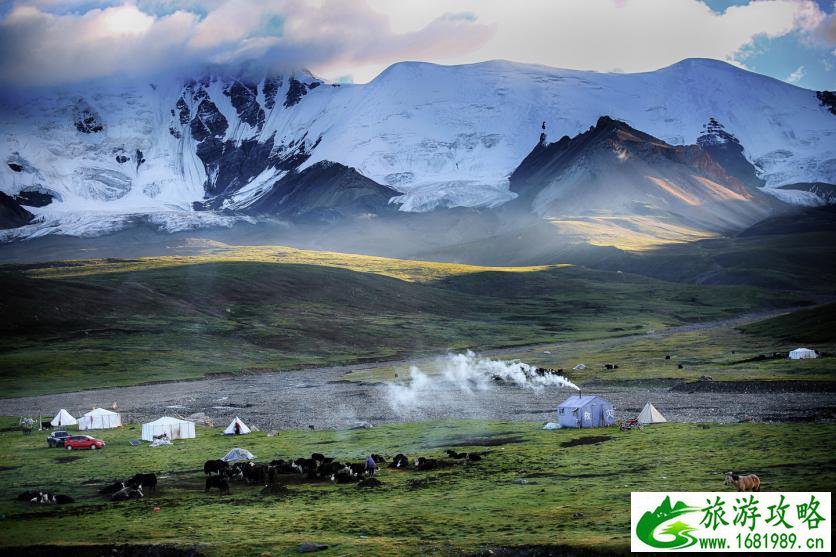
[0,419,833,556]
[1,307,833,429]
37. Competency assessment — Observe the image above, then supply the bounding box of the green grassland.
[1,247,808,398]
[334,306,836,386]
[0,419,833,556]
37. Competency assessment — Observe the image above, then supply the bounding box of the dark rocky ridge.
[0,191,35,229]
[244,161,399,222]
[817,91,836,115]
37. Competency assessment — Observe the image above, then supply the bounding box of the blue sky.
[0,0,833,89]
[703,0,834,88]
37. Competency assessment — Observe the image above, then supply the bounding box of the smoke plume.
[385,351,578,417]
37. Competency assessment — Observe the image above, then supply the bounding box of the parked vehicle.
[64,435,105,450]
[47,430,71,448]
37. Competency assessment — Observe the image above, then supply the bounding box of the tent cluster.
[47,408,122,430]
[553,395,666,428]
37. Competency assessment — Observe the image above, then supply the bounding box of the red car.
[64,435,105,450]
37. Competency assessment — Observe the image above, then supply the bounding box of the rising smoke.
[384,351,579,418]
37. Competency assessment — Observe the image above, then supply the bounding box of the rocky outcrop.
[223,80,265,131]
[0,191,34,229]
[244,161,399,222]
[817,91,836,115]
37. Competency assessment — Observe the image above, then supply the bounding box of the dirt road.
[1,306,832,429]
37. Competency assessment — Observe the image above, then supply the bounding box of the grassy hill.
[0,246,806,397]
[740,302,836,344]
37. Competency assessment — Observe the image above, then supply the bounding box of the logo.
[631,492,831,553]
[636,496,700,549]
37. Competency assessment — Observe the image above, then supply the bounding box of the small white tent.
[789,348,817,360]
[637,402,667,425]
[141,416,195,441]
[223,416,251,435]
[78,408,121,430]
[222,448,255,462]
[50,409,77,427]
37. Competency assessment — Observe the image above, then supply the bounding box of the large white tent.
[637,402,667,425]
[141,416,196,441]
[78,408,121,430]
[50,409,77,427]
[223,416,251,435]
[789,348,817,360]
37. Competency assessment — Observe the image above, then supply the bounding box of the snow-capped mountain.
[1,58,834,239]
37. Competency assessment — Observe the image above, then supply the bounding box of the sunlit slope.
[0,246,803,397]
[18,243,554,282]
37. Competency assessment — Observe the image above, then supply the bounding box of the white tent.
[141,416,196,441]
[637,402,667,425]
[789,348,817,360]
[223,416,251,435]
[78,408,121,430]
[50,409,77,427]
[222,448,255,462]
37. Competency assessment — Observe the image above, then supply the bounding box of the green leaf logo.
[636,496,700,549]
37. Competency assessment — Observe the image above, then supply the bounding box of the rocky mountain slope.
[509,116,784,232]
[1,58,834,240]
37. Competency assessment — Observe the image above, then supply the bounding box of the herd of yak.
[203,449,485,495]
[16,449,485,504]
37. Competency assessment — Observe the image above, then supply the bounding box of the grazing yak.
[371,454,386,464]
[414,457,440,471]
[243,462,269,484]
[111,485,143,501]
[467,453,483,462]
[205,476,230,495]
[446,450,467,459]
[725,472,761,492]
[204,459,229,476]
[98,480,127,495]
[128,473,157,493]
[18,491,74,504]
[332,466,356,484]
[390,454,409,469]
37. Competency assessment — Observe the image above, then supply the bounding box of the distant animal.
[111,485,143,501]
[243,462,268,484]
[98,480,126,495]
[332,467,355,484]
[41,421,52,429]
[349,463,366,477]
[390,454,409,469]
[311,453,325,462]
[204,459,229,475]
[446,450,467,459]
[725,472,760,492]
[604,364,615,370]
[414,457,439,471]
[665,355,671,360]
[128,473,157,493]
[467,453,483,462]
[371,454,386,464]
[677,364,684,369]
[17,491,42,502]
[205,476,230,495]
[26,491,75,504]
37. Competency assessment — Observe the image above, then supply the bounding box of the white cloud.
[0,0,829,86]
[786,64,806,83]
